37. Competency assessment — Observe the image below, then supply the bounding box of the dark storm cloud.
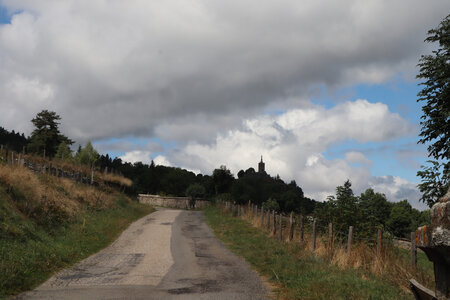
[0,0,448,143]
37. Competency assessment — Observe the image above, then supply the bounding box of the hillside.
[0,163,154,298]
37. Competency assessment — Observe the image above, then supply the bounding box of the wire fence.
[0,145,128,189]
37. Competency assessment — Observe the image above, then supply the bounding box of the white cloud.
[153,155,172,167]
[120,150,152,165]
[368,175,426,210]
[165,99,423,207]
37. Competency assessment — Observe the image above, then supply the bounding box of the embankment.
[0,164,154,299]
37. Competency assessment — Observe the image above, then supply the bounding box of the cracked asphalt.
[17,208,268,300]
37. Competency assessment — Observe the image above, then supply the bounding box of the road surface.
[17,208,268,299]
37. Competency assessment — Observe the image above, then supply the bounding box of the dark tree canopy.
[212,165,234,194]
[0,127,28,152]
[416,14,450,206]
[27,110,73,157]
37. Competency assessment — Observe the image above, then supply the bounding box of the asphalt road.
[17,208,268,300]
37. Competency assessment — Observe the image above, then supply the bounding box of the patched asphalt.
[16,208,268,299]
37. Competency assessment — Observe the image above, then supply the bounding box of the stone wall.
[138,194,210,209]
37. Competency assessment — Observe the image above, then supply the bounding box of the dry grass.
[100,172,132,187]
[21,154,133,187]
[0,163,129,226]
[234,205,435,294]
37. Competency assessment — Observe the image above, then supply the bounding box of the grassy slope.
[204,206,414,300]
[0,166,155,299]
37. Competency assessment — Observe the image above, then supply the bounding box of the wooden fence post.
[255,205,258,219]
[377,229,383,258]
[299,215,304,246]
[279,213,282,241]
[5,146,8,164]
[289,212,294,241]
[312,218,317,251]
[411,231,417,268]
[328,222,334,252]
[272,210,276,235]
[260,207,264,227]
[267,210,271,230]
[347,226,353,255]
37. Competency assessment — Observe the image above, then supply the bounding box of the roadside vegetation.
[0,163,154,299]
[204,206,434,300]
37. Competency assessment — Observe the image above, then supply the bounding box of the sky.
[1,0,449,210]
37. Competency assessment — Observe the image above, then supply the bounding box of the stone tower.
[258,156,265,173]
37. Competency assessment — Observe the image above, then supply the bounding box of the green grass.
[0,191,155,299]
[204,206,411,300]
[395,247,434,275]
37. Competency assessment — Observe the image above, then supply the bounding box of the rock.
[415,188,450,300]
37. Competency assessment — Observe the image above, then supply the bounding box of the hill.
[0,162,154,298]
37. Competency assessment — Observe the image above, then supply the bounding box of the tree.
[76,141,99,167]
[416,14,450,206]
[359,188,392,237]
[185,183,206,208]
[54,141,73,161]
[263,197,280,211]
[417,160,449,207]
[27,110,73,157]
[186,183,205,198]
[0,127,28,152]
[212,165,234,194]
[386,200,414,238]
[323,180,360,234]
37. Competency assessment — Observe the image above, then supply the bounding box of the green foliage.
[386,200,414,237]
[54,141,73,161]
[358,188,391,236]
[317,180,360,235]
[185,183,206,199]
[417,160,449,207]
[76,141,99,167]
[315,182,427,239]
[263,197,279,211]
[27,110,73,157]
[416,14,450,206]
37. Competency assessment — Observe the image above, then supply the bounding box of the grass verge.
[0,193,154,299]
[204,206,413,300]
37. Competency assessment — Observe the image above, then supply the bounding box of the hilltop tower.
[258,156,265,173]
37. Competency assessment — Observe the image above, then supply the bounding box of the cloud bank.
[136,99,425,208]
[0,0,448,142]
